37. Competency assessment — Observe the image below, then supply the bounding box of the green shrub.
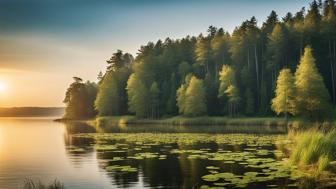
[291,130,336,170]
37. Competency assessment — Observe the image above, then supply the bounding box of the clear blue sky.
[0,0,311,106]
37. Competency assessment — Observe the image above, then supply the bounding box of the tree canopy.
[272,68,296,117]
[63,0,336,120]
[295,46,331,119]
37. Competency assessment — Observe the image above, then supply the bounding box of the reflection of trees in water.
[96,142,215,188]
[107,171,139,188]
[94,123,288,134]
[177,143,219,189]
[63,122,96,167]
[63,122,96,146]
[141,157,182,188]
[59,125,294,188]
[92,142,185,188]
[95,150,140,188]
[178,153,201,189]
[64,122,96,134]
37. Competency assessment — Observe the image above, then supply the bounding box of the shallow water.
[0,117,300,189]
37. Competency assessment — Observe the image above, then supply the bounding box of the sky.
[0,0,311,107]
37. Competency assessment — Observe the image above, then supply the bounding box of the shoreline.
[56,116,291,126]
[95,116,290,126]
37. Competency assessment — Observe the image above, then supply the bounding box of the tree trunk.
[285,86,288,123]
[271,69,275,91]
[300,35,303,57]
[215,61,218,79]
[254,45,259,107]
[329,39,335,104]
[204,60,207,75]
[334,39,336,80]
[247,49,250,69]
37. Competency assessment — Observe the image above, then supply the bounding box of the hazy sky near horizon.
[0,0,311,107]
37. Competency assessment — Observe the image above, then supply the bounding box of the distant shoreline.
[0,107,64,117]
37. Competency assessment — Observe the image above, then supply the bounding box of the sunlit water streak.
[0,117,114,189]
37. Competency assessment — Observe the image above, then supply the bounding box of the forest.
[63,0,336,121]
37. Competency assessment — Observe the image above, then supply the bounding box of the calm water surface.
[0,117,114,189]
[0,117,296,189]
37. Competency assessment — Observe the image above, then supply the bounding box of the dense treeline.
[63,0,336,120]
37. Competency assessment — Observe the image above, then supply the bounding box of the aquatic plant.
[105,165,137,172]
[290,130,336,171]
[23,179,64,189]
[72,132,306,188]
[318,155,331,171]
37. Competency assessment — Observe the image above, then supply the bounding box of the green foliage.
[211,30,231,75]
[166,73,178,115]
[95,116,288,133]
[149,82,160,119]
[178,61,192,80]
[176,84,187,115]
[318,155,331,171]
[303,0,321,35]
[95,50,132,116]
[245,89,255,115]
[294,46,331,119]
[272,68,296,116]
[177,76,207,116]
[195,36,212,73]
[126,74,149,118]
[94,72,120,116]
[290,130,336,171]
[64,1,336,120]
[218,65,240,116]
[176,74,192,115]
[218,65,235,96]
[266,23,288,71]
[63,77,97,119]
[185,76,207,116]
[297,176,317,189]
[107,50,133,71]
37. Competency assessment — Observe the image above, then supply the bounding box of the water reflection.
[63,122,95,147]
[0,117,295,189]
[0,118,113,189]
[92,121,287,134]
[62,121,297,189]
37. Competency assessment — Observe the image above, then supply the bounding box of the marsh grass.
[93,116,290,134]
[290,129,336,171]
[23,179,64,189]
[318,155,331,171]
[297,176,318,189]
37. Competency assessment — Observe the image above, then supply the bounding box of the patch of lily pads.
[71,133,303,187]
[105,165,137,173]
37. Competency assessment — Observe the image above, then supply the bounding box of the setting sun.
[0,82,7,93]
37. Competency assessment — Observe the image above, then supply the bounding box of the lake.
[0,117,302,189]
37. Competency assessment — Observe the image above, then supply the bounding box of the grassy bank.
[95,116,290,126]
[288,129,336,188]
[290,130,336,171]
[60,116,336,134]
[86,116,295,134]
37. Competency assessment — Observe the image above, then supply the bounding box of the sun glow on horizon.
[0,82,7,93]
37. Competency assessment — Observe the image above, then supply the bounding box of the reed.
[23,179,64,189]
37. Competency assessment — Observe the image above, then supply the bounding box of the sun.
[0,82,7,93]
